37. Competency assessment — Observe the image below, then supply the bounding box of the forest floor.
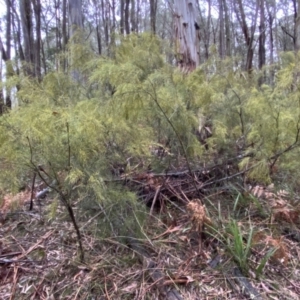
[0,171,300,300]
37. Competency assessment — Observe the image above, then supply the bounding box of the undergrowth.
[0,33,300,299]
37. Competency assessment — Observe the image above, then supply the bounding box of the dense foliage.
[1,34,300,236]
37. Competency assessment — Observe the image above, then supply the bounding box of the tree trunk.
[41,39,47,74]
[0,41,6,113]
[223,0,231,57]
[131,0,136,32]
[101,0,109,52]
[62,0,68,47]
[20,0,35,76]
[120,0,124,35]
[54,0,61,53]
[199,0,211,61]
[5,0,12,108]
[68,0,83,81]
[136,0,140,33]
[32,0,41,78]
[92,0,102,55]
[150,0,157,34]
[124,0,130,35]
[11,3,24,71]
[219,0,225,58]
[110,0,116,55]
[234,0,259,72]
[69,0,83,36]
[6,0,11,60]
[174,0,200,72]
[258,0,266,70]
[295,0,300,51]
[266,0,275,69]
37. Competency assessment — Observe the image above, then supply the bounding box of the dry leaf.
[252,232,289,265]
[121,282,138,293]
[186,199,212,233]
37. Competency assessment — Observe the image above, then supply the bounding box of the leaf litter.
[0,177,300,299]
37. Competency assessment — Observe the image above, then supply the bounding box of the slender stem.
[144,80,203,200]
[66,122,71,170]
[29,171,36,211]
[26,137,84,262]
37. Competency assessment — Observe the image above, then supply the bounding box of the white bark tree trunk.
[174,0,200,72]
[69,0,83,36]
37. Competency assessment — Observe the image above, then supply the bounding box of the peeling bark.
[174,0,200,72]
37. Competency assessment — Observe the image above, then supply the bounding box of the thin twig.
[66,122,71,170]
[29,171,37,211]
[144,80,203,201]
[26,137,85,262]
[150,185,162,216]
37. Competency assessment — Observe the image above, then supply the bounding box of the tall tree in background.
[93,0,102,55]
[218,0,225,58]
[258,0,266,85]
[6,0,12,71]
[295,0,300,51]
[62,0,68,71]
[266,0,275,67]
[224,0,231,57]
[32,0,41,78]
[199,0,212,60]
[1,0,14,112]
[150,0,158,34]
[19,0,35,76]
[0,0,299,104]
[174,0,200,71]
[120,0,131,35]
[69,0,83,81]
[69,0,83,36]
[124,0,130,35]
[234,0,259,72]
[258,0,266,70]
[131,0,137,32]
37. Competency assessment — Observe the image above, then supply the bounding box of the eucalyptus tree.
[69,0,83,35]
[198,0,212,61]
[295,0,300,51]
[19,0,35,75]
[69,0,84,82]
[258,0,266,69]
[32,0,41,78]
[219,0,225,58]
[150,0,158,34]
[174,0,200,71]
[278,0,296,51]
[233,0,259,72]
[0,0,13,109]
[266,0,276,68]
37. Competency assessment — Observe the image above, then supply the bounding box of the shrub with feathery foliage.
[1,34,300,238]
